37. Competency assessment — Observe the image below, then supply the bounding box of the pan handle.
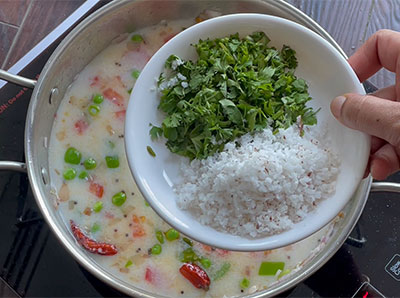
[0,69,36,89]
[370,182,400,193]
[0,161,27,173]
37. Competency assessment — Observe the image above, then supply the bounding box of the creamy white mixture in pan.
[49,17,336,297]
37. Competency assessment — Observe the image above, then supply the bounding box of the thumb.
[330,93,400,146]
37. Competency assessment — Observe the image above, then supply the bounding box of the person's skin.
[330,29,400,180]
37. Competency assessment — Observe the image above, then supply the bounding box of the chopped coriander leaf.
[131,69,141,79]
[125,260,133,268]
[131,34,143,42]
[182,237,193,246]
[179,247,199,263]
[240,278,250,289]
[156,231,164,244]
[213,262,231,280]
[147,146,156,157]
[127,88,132,94]
[199,257,211,268]
[91,223,100,233]
[152,32,318,160]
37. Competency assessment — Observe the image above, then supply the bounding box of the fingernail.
[331,96,347,119]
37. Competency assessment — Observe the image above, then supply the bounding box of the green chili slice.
[88,104,101,116]
[258,262,285,276]
[156,231,164,244]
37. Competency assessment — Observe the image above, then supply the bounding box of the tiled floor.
[0,0,399,88]
[0,0,84,69]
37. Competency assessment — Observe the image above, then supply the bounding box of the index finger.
[348,29,400,96]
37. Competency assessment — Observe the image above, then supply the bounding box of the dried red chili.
[179,263,210,290]
[70,220,117,255]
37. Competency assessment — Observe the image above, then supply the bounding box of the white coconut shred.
[174,124,340,238]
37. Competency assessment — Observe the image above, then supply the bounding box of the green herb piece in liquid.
[278,268,291,279]
[93,201,103,213]
[131,34,143,42]
[84,158,97,170]
[179,247,199,263]
[151,244,162,255]
[146,146,156,157]
[105,155,119,168]
[152,32,318,160]
[258,261,285,276]
[112,191,126,206]
[240,278,250,289]
[165,228,179,241]
[91,223,100,233]
[199,257,211,269]
[127,88,132,94]
[108,141,115,148]
[213,262,231,280]
[144,200,150,207]
[88,104,101,116]
[64,147,82,164]
[93,94,104,104]
[156,231,164,244]
[63,168,77,180]
[132,69,140,79]
[183,237,193,246]
[78,171,88,179]
[125,260,133,268]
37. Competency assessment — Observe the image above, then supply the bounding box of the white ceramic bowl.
[125,14,370,251]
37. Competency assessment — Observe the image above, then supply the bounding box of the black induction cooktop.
[1,2,399,297]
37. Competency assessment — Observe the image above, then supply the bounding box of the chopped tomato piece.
[145,267,154,283]
[132,215,146,237]
[89,182,104,198]
[74,119,89,135]
[70,220,117,255]
[114,110,126,120]
[90,75,100,87]
[132,225,145,237]
[103,88,124,107]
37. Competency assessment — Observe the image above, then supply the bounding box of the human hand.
[330,29,400,180]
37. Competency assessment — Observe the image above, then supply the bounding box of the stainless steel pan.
[1,0,399,296]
